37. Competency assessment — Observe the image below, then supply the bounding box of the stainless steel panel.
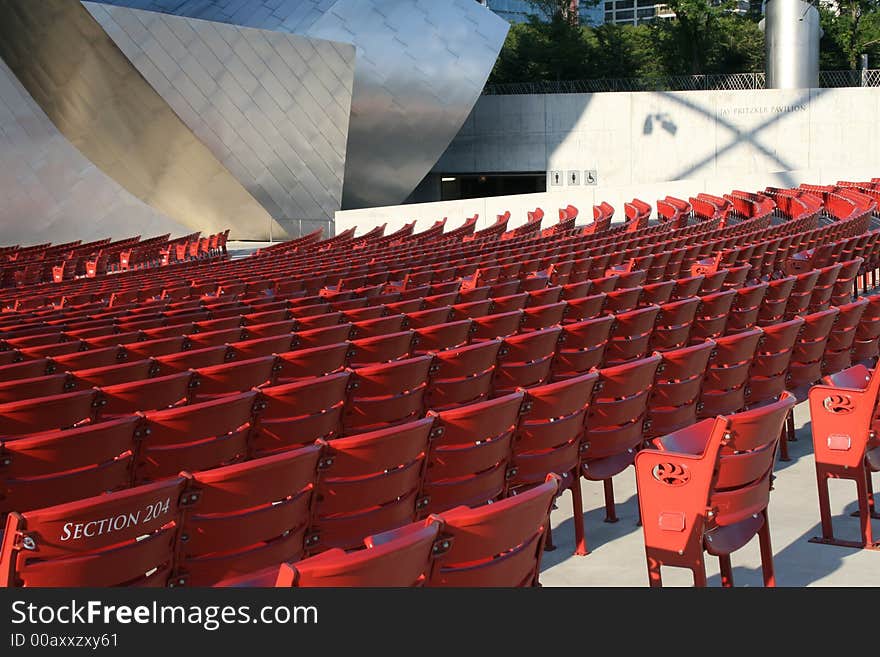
[93,0,510,210]
[85,3,356,237]
[308,0,510,209]
[764,0,821,89]
[0,56,190,245]
[0,0,283,240]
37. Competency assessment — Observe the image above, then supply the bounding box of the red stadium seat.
[699,329,762,418]
[309,418,433,553]
[0,416,140,516]
[136,391,258,482]
[99,372,195,417]
[648,341,715,440]
[552,315,614,380]
[579,355,661,551]
[348,331,416,367]
[0,390,98,437]
[512,372,600,555]
[194,356,278,400]
[174,444,321,586]
[426,340,502,410]
[0,477,187,587]
[275,519,440,588]
[413,320,473,354]
[274,343,349,383]
[253,372,350,456]
[651,297,699,352]
[494,327,562,394]
[809,364,880,549]
[604,305,661,366]
[426,474,559,587]
[422,392,524,516]
[635,393,795,586]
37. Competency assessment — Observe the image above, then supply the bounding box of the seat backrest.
[0,390,98,437]
[413,320,473,354]
[137,391,258,482]
[0,416,140,515]
[0,477,186,587]
[513,372,600,489]
[651,297,700,351]
[470,310,525,341]
[194,356,278,399]
[648,341,715,437]
[71,359,158,387]
[349,331,416,367]
[564,293,606,321]
[427,475,559,587]
[495,327,562,392]
[553,315,616,379]
[278,519,441,587]
[426,340,501,409]
[0,373,72,404]
[582,355,662,461]
[99,371,195,417]
[423,392,525,515]
[254,371,350,456]
[343,356,433,433]
[604,305,661,365]
[309,418,434,553]
[294,323,354,349]
[176,444,321,586]
[710,393,797,525]
[273,343,349,383]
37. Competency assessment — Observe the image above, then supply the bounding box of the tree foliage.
[488,0,880,84]
[820,0,880,69]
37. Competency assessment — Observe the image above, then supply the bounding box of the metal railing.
[483,70,880,94]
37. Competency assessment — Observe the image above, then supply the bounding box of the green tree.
[821,0,880,69]
[488,17,594,83]
[651,0,742,74]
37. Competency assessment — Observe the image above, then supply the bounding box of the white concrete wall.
[336,86,880,235]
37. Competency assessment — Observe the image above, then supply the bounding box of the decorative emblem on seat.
[651,462,691,486]
[823,394,855,414]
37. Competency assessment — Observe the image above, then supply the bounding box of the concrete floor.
[226,241,273,260]
[539,400,880,587]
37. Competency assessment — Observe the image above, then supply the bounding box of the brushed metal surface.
[0,56,190,245]
[0,0,283,240]
[84,3,355,237]
[94,0,510,210]
[764,0,821,89]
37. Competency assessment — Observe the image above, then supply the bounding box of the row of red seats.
[0,446,560,587]
[0,200,840,334]
[0,254,868,388]
[0,184,824,312]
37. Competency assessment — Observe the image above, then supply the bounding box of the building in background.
[477,0,605,26]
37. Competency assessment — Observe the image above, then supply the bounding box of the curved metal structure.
[763,0,821,89]
[84,2,357,238]
[94,0,510,209]
[0,0,284,240]
[0,56,189,245]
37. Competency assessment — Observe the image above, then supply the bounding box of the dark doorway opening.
[439,173,546,201]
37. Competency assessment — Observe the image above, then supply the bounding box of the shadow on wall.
[637,87,831,187]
